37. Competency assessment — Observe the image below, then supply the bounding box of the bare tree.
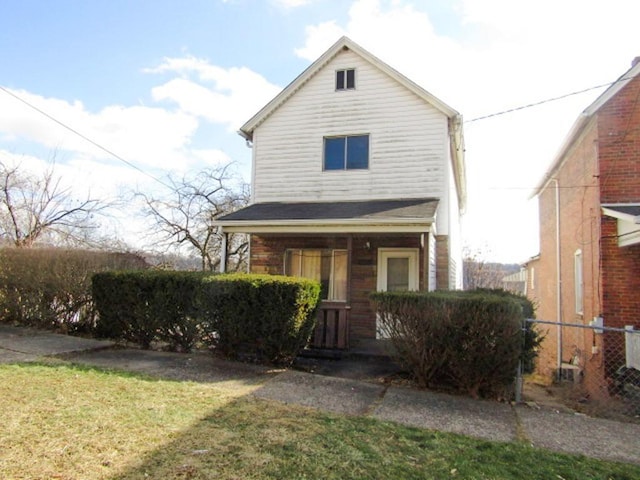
[0,160,106,248]
[138,165,249,271]
[463,246,518,290]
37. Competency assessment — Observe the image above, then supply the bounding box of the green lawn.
[0,362,638,480]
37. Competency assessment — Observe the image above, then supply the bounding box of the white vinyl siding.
[252,49,448,202]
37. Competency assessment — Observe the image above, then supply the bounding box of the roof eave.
[532,61,640,198]
[238,36,462,140]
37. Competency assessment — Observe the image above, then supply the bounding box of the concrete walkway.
[1,325,639,466]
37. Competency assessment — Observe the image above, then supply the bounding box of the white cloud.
[146,56,282,131]
[0,88,199,171]
[294,0,640,261]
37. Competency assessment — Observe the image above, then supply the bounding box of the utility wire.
[466,76,634,123]
[0,85,173,190]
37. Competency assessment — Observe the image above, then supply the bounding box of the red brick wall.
[533,72,640,385]
[597,73,640,331]
[600,218,640,329]
[597,73,640,205]
[250,234,425,340]
[533,119,601,378]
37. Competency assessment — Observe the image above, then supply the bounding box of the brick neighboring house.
[217,37,466,349]
[528,58,640,392]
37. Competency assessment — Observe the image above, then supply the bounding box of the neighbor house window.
[324,135,369,170]
[336,68,355,90]
[285,249,347,301]
[574,250,583,315]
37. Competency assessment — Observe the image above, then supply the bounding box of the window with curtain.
[285,249,347,301]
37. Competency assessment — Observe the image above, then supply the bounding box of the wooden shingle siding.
[252,49,448,203]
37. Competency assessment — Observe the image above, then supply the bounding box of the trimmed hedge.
[92,272,321,363]
[371,290,529,398]
[92,270,205,351]
[197,274,321,364]
[0,248,147,333]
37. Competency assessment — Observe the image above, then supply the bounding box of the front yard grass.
[1,362,638,480]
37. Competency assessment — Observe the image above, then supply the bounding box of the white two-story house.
[217,37,466,349]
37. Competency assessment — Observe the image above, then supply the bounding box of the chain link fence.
[517,319,640,419]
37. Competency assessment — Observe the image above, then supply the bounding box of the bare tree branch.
[138,165,249,271]
[0,159,109,248]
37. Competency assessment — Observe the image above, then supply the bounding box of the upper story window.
[336,68,355,90]
[324,135,369,170]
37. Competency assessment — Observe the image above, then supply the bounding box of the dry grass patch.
[1,363,639,480]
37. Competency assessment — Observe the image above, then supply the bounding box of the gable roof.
[238,36,466,211]
[239,36,460,139]
[533,60,640,196]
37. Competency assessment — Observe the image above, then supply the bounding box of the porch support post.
[346,234,353,303]
[220,231,228,273]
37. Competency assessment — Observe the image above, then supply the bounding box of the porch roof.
[217,198,438,234]
[602,203,640,247]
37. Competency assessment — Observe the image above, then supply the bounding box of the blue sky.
[1,0,639,262]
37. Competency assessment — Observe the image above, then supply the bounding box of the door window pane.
[387,257,409,291]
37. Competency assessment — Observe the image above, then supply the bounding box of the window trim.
[323,134,370,171]
[335,68,356,91]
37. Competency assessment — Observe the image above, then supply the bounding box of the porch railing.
[311,302,350,350]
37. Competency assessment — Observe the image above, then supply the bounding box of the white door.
[376,248,419,338]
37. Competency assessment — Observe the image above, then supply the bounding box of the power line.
[0,85,172,190]
[466,76,634,123]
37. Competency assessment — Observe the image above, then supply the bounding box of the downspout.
[551,178,563,380]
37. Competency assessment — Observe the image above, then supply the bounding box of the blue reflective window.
[346,135,369,169]
[323,135,369,170]
[324,137,345,170]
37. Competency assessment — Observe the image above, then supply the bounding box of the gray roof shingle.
[218,198,439,223]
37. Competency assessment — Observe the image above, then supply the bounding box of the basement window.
[336,68,355,90]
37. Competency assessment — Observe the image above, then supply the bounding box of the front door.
[376,248,419,338]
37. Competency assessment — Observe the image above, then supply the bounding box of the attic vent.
[336,69,355,90]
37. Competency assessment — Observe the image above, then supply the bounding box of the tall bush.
[469,288,544,374]
[92,272,321,363]
[371,291,524,398]
[198,274,320,364]
[0,248,147,333]
[92,270,206,351]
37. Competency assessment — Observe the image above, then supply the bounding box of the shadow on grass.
[106,396,640,480]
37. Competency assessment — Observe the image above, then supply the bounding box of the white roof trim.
[222,224,432,234]
[239,36,460,139]
[602,203,640,224]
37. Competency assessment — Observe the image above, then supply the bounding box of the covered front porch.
[217,198,444,350]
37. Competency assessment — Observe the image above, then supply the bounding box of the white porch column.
[220,231,228,273]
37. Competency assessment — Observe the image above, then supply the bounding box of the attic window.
[336,69,355,90]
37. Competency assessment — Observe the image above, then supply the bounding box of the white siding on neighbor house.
[251,49,449,203]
